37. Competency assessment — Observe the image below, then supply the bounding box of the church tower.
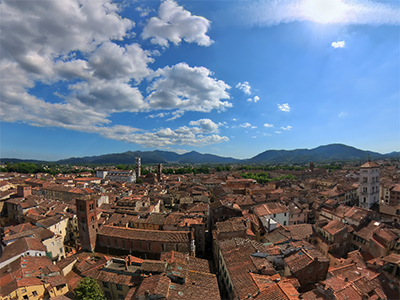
[76,197,98,252]
[359,161,380,209]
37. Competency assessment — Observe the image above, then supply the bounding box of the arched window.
[363,197,366,203]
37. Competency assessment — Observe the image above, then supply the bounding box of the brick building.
[97,225,195,259]
[76,197,98,252]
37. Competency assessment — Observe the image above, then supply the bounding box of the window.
[283,221,287,225]
[23,296,29,300]
[118,294,124,300]
[91,216,94,222]
[32,291,38,296]
[122,241,125,248]
[198,229,202,234]
[284,213,287,217]
[60,247,63,253]
[162,244,165,251]
[148,243,152,250]
[105,291,111,299]
[81,217,85,223]
[273,214,276,218]
[116,284,122,290]
[103,281,109,288]
[363,177,367,183]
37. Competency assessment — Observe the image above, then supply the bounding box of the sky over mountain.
[1,0,399,160]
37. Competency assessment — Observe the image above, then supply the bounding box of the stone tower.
[76,197,98,252]
[359,161,380,209]
[135,157,141,178]
[157,163,162,182]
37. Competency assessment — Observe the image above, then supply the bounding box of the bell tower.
[76,197,98,252]
[359,161,380,209]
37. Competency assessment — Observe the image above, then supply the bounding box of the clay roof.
[0,237,46,263]
[98,225,190,243]
[136,275,170,298]
[322,219,347,236]
[360,161,379,168]
[218,238,275,300]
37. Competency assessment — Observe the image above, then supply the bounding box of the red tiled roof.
[98,225,190,243]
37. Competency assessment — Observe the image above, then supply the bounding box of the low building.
[97,225,195,259]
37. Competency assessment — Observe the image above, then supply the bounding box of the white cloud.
[236,81,251,95]
[275,131,281,134]
[331,40,346,49]
[252,136,257,138]
[136,6,154,17]
[189,119,220,133]
[263,133,272,136]
[281,125,292,130]
[338,112,346,117]
[0,0,230,150]
[239,0,400,26]
[263,123,274,128]
[142,0,213,47]
[251,126,257,129]
[247,95,260,102]
[88,42,154,83]
[239,122,252,128]
[278,103,290,112]
[146,62,231,117]
[232,118,237,121]
[147,112,170,118]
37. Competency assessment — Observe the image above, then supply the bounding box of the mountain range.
[1,144,399,165]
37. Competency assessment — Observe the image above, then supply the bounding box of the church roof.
[360,161,379,168]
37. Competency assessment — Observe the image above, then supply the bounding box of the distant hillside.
[55,150,241,165]
[247,144,399,164]
[1,144,398,165]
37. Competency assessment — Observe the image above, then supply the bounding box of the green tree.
[136,178,143,184]
[74,277,106,300]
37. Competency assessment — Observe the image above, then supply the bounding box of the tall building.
[359,161,380,209]
[157,163,162,182]
[76,197,98,252]
[135,157,141,178]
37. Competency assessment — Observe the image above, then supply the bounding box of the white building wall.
[359,166,380,209]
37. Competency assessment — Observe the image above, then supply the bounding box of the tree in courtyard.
[74,277,106,300]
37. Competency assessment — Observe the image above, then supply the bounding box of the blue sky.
[1,0,399,161]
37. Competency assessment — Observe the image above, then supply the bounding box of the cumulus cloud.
[142,0,213,47]
[0,0,231,149]
[332,40,346,48]
[239,122,252,128]
[236,81,251,95]
[263,123,274,128]
[146,62,231,117]
[275,131,282,134]
[88,42,154,82]
[278,103,290,112]
[136,6,154,17]
[239,0,400,26]
[99,121,229,148]
[281,125,293,130]
[147,112,170,118]
[189,119,220,133]
[247,95,260,102]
